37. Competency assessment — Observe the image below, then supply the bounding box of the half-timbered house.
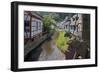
[24,11,43,44]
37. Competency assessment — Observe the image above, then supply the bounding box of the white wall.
[0,0,99,73]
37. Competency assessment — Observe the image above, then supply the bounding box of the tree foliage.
[43,14,56,32]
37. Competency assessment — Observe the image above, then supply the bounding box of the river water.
[38,39,66,61]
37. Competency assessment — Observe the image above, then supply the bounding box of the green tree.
[43,14,56,33]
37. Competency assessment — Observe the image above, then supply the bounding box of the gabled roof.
[25,11,43,20]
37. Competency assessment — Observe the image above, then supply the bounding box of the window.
[36,21,38,30]
[24,14,30,32]
[31,21,37,31]
[24,14,30,21]
[24,21,30,32]
[38,22,42,30]
[31,20,39,37]
[72,18,75,21]
[70,25,76,31]
[24,20,30,38]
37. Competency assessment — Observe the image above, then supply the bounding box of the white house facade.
[24,11,43,43]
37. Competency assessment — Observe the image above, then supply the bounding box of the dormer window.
[76,16,79,21]
[72,18,75,21]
